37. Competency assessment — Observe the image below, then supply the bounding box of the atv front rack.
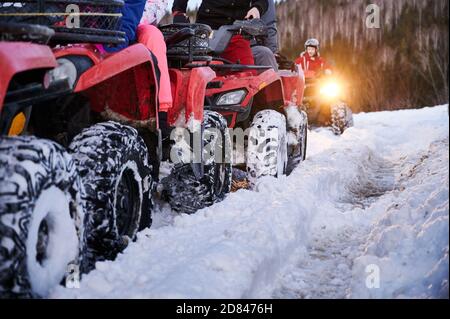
[0,0,125,45]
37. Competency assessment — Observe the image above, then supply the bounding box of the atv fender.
[206,68,285,125]
[168,67,216,128]
[251,69,285,112]
[280,69,305,107]
[71,43,157,93]
[56,44,160,127]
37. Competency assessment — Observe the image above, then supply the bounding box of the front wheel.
[69,122,153,273]
[0,136,85,298]
[285,108,308,175]
[246,110,288,187]
[331,102,354,135]
[162,111,232,214]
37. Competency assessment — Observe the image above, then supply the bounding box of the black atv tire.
[69,122,153,273]
[246,110,288,187]
[162,111,232,214]
[286,110,308,175]
[331,102,354,135]
[0,136,85,298]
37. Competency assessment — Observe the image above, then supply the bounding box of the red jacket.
[295,52,330,73]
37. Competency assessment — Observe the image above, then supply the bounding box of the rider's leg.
[137,23,173,112]
[220,35,255,65]
[251,45,279,72]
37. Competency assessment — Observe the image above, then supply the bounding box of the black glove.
[173,13,190,24]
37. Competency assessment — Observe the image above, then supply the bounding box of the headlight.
[44,58,77,89]
[216,89,247,106]
[319,82,340,99]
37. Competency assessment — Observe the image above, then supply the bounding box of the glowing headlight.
[216,90,247,106]
[320,82,340,98]
[44,58,77,89]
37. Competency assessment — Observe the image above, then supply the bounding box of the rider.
[295,38,332,75]
[172,0,269,65]
[251,0,279,71]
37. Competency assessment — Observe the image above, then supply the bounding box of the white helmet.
[305,38,320,50]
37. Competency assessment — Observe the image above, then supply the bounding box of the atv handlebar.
[227,19,267,37]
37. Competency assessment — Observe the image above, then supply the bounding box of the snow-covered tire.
[247,110,288,187]
[69,122,152,272]
[331,102,354,135]
[0,136,85,298]
[286,109,308,175]
[162,111,232,214]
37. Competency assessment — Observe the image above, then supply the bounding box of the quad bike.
[302,69,353,135]
[159,19,308,188]
[0,0,230,298]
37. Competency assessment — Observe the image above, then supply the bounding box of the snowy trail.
[51,105,449,299]
[273,138,448,298]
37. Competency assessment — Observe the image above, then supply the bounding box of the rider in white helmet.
[295,38,332,75]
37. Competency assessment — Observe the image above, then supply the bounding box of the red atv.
[302,69,354,135]
[159,20,308,188]
[0,0,230,298]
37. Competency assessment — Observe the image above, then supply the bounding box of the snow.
[284,104,305,132]
[51,105,449,299]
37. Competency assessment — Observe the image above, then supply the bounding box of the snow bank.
[350,139,449,298]
[273,105,448,299]
[51,105,449,299]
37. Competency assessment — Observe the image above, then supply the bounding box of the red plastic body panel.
[55,43,159,126]
[280,71,305,106]
[207,69,282,113]
[205,68,306,128]
[55,44,156,93]
[168,66,216,127]
[0,42,57,111]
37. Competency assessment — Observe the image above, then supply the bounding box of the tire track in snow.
[272,153,398,298]
[272,137,449,299]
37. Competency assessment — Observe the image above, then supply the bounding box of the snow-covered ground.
[51,105,449,299]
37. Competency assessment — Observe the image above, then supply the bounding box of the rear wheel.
[246,110,288,187]
[331,102,354,135]
[0,136,84,298]
[162,111,232,214]
[69,122,153,272]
